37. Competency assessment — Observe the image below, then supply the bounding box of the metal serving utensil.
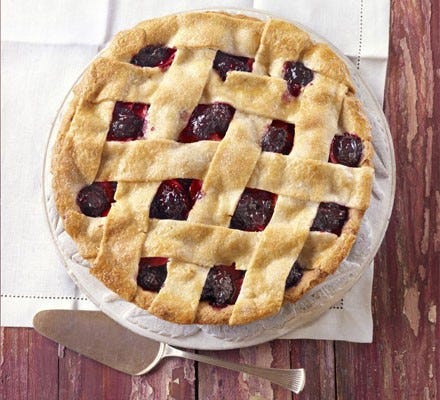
[33,310,305,393]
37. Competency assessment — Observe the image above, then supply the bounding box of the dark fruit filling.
[230,188,277,232]
[213,50,254,81]
[329,133,363,167]
[76,181,117,217]
[107,101,148,141]
[130,45,176,69]
[285,262,304,289]
[178,103,235,143]
[178,178,204,203]
[149,179,203,220]
[150,180,189,220]
[283,61,314,97]
[137,257,168,292]
[261,120,295,155]
[311,202,349,235]
[200,264,245,308]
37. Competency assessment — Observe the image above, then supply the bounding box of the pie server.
[33,310,305,393]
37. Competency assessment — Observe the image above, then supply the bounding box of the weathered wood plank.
[58,346,104,400]
[270,340,294,400]
[27,329,58,400]
[129,357,195,400]
[58,346,132,400]
[58,345,195,400]
[197,348,242,400]
[335,0,439,399]
[291,340,335,400]
[0,327,29,400]
[198,340,292,400]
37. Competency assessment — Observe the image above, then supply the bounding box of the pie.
[52,11,374,325]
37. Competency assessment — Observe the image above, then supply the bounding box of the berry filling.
[283,61,314,97]
[200,264,245,308]
[285,262,304,289]
[329,133,363,167]
[76,181,117,217]
[178,103,235,143]
[261,120,295,155]
[149,179,203,220]
[178,178,204,203]
[130,45,176,69]
[107,101,148,141]
[311,202,349,235]
[213,50,254,81]
[137,257,168,292]
[230,188,277,232]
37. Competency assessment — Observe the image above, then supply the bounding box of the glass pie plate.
[43,8,395,350]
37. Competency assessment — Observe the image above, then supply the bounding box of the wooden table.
[2,1,438,398]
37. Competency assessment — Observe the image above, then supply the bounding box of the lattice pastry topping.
[52,12,374,325]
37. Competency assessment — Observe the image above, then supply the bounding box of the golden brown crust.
[51,11,373,325]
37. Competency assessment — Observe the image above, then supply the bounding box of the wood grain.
[58,346,195,400]
[0,328,29,400]
[27,329,58,400]
[291,340,335,399]
[198,340,292,400]
[58,346,133,400]
[335,0,440,399]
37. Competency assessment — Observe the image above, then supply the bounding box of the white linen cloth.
[1,0,389,342]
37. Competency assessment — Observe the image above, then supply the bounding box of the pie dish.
[51,11,374,326]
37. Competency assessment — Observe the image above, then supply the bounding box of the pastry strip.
[231,197,318,324]
[148,260,209,324]
[188,111,270,226]
[91,182,160,300]
[97,140,373,210]
[146,48,216,139]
